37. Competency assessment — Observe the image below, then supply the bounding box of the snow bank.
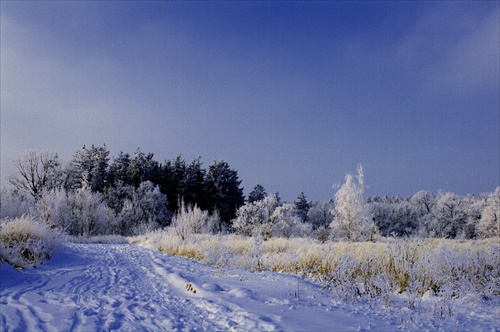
[2,242,498,331]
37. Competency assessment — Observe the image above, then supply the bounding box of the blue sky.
[1,1,498,202]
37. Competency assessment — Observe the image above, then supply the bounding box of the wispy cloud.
[393,5,499,98]
[1,2,498,199]
[429,9,499,96]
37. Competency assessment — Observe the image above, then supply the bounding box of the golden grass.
[133,230,499,296]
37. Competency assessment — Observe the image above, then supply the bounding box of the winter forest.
[1,146,498,240]
[1,146,499,330]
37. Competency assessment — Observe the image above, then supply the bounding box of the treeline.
[1,148,498,240]
[236,166,499,241]
[2,146,244,235]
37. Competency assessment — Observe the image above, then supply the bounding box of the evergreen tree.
[127,148,161,188]
[294,192,310,222]
[106,180,135,213]
[144,152,161,185]
[108,151,131,186]
[183,157,207,208]
[92,145,110,193]
[273,191,282,206]
[248,184,267,203]
[159,155,187,213]
[68,144,110,193]
[205,159,244,227]
[128,148,146,188]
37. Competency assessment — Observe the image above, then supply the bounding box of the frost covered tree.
[409,190,436,236]
[271,203,312,238]
[392,200,419,237]
[37,183,112,236]
[369,196,395,237]
[117,181,171,236]
[461,194,484,239]
[36,188,66,228]
[234,197,311,239]
[307,200,335,230]
[135,181,172,228]
[307,200,335,242]
[172,202,219,240]
[476,187,499,238]
[68,144,110,193]
[67,184,112,236]
[7,150,63,199]
[370,197,418,237]
[232,201,264,236]
[248,184,267,203]
[410,190,435,215]
[430,192,469,238]
[232,195,280,238]
[119,199,144,236]
[105,181,135,213]
[107,151,132,186]
[330,165,376,242]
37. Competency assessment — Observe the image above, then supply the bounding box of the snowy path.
[0,242,450,331]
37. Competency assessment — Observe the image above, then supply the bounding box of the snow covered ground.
[1,242,498,331]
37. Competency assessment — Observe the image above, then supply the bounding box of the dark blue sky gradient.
[1,1,498,201]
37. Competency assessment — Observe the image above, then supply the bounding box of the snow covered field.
[1,242,498,331]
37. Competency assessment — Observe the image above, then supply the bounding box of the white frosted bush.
[37,186,113,237]
[172,202,217,240]
[0,216,63,269]
[232,195,280,239]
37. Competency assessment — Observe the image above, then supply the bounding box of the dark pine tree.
[248,184,267,203]
[205,159,245,228]
[108,151,131,186]
[144,152,162,185]
[159,155,186,213]
[294,192,310,222]
[128,147,147,188]
[183,157,207,209]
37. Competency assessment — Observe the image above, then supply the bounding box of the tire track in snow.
[1,243,282,331]
[142,249,282,331]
